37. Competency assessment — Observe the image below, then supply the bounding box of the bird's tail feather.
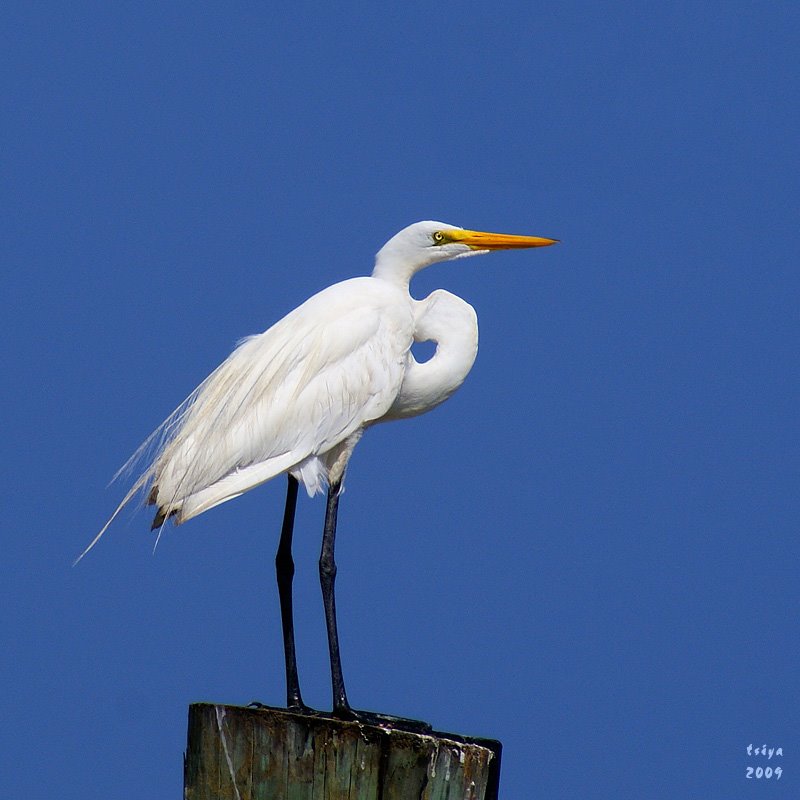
[73,471,152,565]
[75,391,202,565]
[177,451,301,523]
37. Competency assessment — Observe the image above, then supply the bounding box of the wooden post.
[184,703,501,800]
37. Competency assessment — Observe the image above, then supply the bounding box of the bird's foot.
[287,701,317,715]
[247,699,317,715]
[333,705,432,734]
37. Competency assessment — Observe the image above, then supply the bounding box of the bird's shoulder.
[296,276,413,324]
[240,277,414,366]
[203,277,412,439]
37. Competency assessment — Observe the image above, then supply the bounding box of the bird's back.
[149,277,415,522]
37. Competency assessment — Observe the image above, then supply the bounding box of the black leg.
[317,479,433,732]
[320,479,351,715]
[275,475,308,711]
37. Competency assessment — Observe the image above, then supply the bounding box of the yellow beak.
[444,228,559,250]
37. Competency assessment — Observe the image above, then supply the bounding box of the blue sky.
[3,2,798,797]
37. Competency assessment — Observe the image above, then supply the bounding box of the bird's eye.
[432,231,445,244]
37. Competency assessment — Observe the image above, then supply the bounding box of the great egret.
[82,220,557,719]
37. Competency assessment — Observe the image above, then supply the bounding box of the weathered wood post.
[184,703,501,799]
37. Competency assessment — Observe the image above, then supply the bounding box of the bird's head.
[372,220,557,285]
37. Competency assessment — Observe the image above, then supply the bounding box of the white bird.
[82,220,557,720]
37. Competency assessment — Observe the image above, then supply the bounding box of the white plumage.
[80,220,556,562]
[157,277,414,520]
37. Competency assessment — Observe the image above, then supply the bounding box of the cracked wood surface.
[184,703,501,800]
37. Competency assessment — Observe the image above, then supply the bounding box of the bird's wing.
[148,277,413,521]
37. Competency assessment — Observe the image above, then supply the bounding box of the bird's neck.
[384,290,478,420]
[371,245,441,287]
[370,258,414,287]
